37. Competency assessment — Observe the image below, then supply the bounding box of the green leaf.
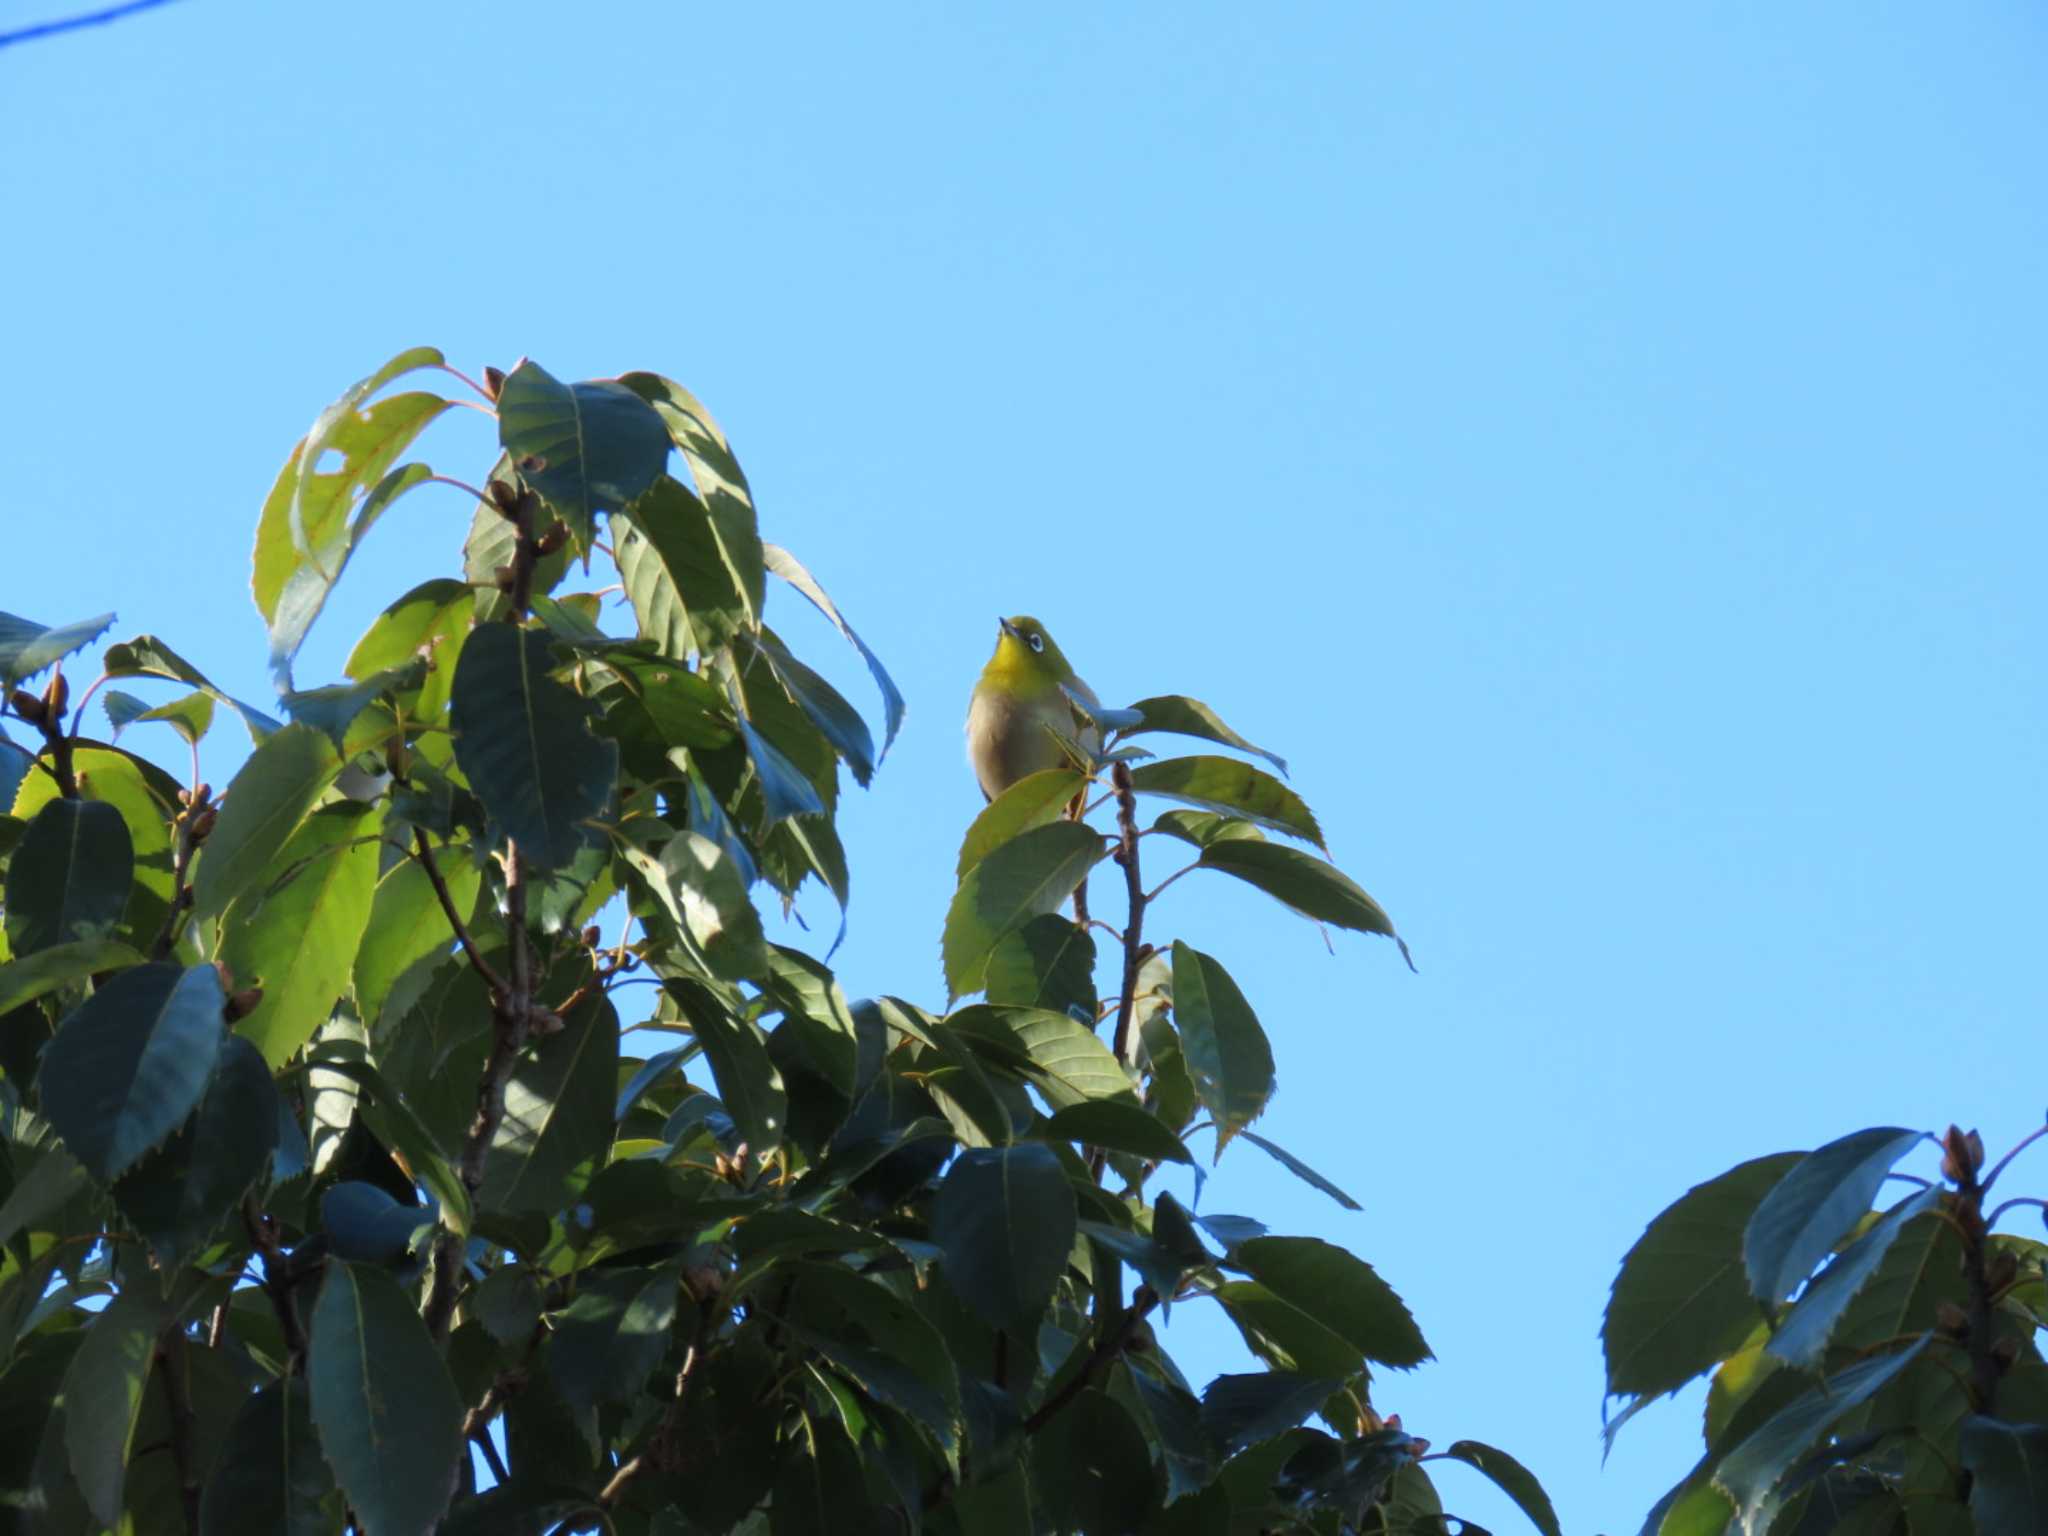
[200,1380,334,1536]
[39,961,225,1180]
[1443,1441,1563,1536]
[761,542,905,758]
[615,373,768,622]
[771,1260,961,1438]
[1170,943,1274,1149]
[613,475,752,659]
[343,578,475,725]
[219,800,382,1066]
[1604,1153,1803,1399]
[1711,1339,1927,1534]
[0,937,142,1014]
[736,710,828,822]
[449,624,618,871]
[1237,1131,1362,1212]
[618,826,769,982]
[3,798,133,954]
[773,1411,884,1536]
[1125,1365,1217,1503]
[752,630,877,788]
[112,1035,279,1266]
[984,913,1098,1018]
[1036,1389,1158,1536]
[479,996,620,1214]
[951,1004,1132,1109]
[1744,1127,1921,1304]
[1213,1281,1362,1377]
[545,1264,680,1411]
[958,768,1087,878]
[669,981,786,1155]
[320,1180,437,1263]
[0,609,116,686]
[1128,757,1324,848]
[102,634,282,742]
[1195,841,1410,966]
[470,1266,544,1348]
[352,848,482,1028]
[299,1053,472,1237]
[464,474,570,625]
[1234,1236,1429,1368]
[0,1145,90,1250]
[190,723,342,924]
[1040,1101,1192,1164]
[933,1143,1077,1335]
[1119,695,1287,775]
[1199,1371,1339,1456]
[496,360,671,554]
[943,821,1106,999]
[1960,1417,2048,1533]
[61,1287,166,1525]
[1766,1186,1942,1368]
[121,690,216,748]
[1151,809,1267,850]
[307,1261,464,1536]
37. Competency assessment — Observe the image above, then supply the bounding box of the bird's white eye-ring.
[1028,633,1044,653]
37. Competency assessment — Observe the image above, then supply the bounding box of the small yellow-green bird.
[965,615,1103,800]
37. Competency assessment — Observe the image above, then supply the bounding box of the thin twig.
[597,1306,715,1508]
[1983,1123,2048,1195]
[412,829,506,995]
[1143,862,1200,905]
[1022,1286,1159,1434]
[239,1194,307,1368]
[1988,1196,2048,1228]
[1107,761,1147,1069]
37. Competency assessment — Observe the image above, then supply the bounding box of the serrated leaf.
[1744,1127,1921,1305]
[497,360,671,554]
[546,1264,680,1411]
[619,826,768,982]
[119,689,216,748]
[951,1004,1132,1108]
[199,1379,333,1536]
[1170,943,1273,1149]
[353,848,482,1027]
[615,373,767,618]
[112,1034,279,1265]
[39,961,224,1180]
[761,543,904,758]
[1712,1340,1927,1536]
[1237,1130,1362,1212]
[1041,1101,1192,1164]
[1444,1441,1562,1536]
[219,800,382,1065]
[1199,1371,1339,1456]
[102,634,281,742]
[1767,1186,1941,1368]
[1129,756,1323,848]
[0,938,142,1016]
[190,723,342,924]
[1605,1153,1803,1400]
[943,821,1106,999]
[1151,809,1266,850]
[668,981,786,1155]
[307,1260,464,1536]
[613,476,751,659]
[343,578,475,725]
[1196,840,1410,966]
[958,768,1086,877]
[1119,695,1287,775]
[1234,1236,1429,1368]
[61,1287,166,1525]
[4,798,133,955]
[933,1143,1076,1335]
[1213,1281,1362,1377]
[1960,1417,2048,1533]
[0,609,116,686]
[751,629,877,787]
[449,623,617,871]
[479,996,619,1214]
[984,912,1097,1018]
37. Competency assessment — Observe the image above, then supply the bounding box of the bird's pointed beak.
[998,616,1022,642]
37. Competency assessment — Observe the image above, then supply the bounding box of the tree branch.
[239,1194,307,1368]
[596,1305,715,1508]
[412,828,506,995]
[1106,761,1147,1071]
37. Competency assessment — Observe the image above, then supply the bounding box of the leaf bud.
[581,926,603,950]
[192,783,212,808]
[224,987,264,1022]
[481,365,506,401]
[188,806,218,844]
[8,689,44,724]
[1992,1334,2022,1371]
[487,479,522,516]
[1936,1300,1971,1338]
[41,671,68,719]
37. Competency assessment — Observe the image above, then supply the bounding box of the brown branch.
[240,1194,307,1368]
[1945,1126,2004,1416]
[1023,1285,1159,1435]
[149,787,211,961]
[413,829,506,995]
[155,1331,202,1536]
[597,1305,715,1508]
[1106,761,1147,1069]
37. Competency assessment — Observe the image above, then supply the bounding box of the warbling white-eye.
[965,615,1102,801]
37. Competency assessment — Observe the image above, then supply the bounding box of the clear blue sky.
[6,4,2045,1531]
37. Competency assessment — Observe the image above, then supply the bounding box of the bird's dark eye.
[1028,633,1044,653]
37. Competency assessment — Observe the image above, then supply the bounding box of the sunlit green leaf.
[1128,756,1323,848]
[190,723,341,925]
[1196,841,1409,966]
[951,1004,1132,1109]
[1170,943,1273,1150]
[958,769,1086,878]
[1118,695,1287,775]
[344,578,475,726]
[480,997,620,1214]
[352,847,482,1028]
[943,821,1105,999]
[984,912,1097,1018]
[102,634,282,742]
